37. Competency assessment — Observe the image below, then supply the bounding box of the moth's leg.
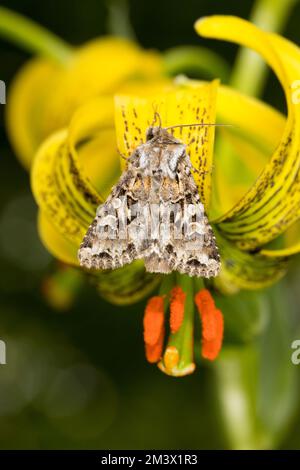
[118,147,142,169]
[183,156,212,177]
[187,137,215,175]
[117,148,128,161]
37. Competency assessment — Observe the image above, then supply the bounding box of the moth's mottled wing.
[78,165,153,270]
[142,151,220,277]
[78,128,220,277]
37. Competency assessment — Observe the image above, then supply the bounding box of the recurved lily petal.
[214,230,289,293]
[213,84,285,218]
[6,58,60,169]
[262,243,300,258]
[212,83,298,262]
[32,98,115,246]
[38,212,79,266]
[43,37,163,138]
[94,261,160,306]
[115,80,218,210]
[261,220,300,257]
[32,129,101,245]
[213,129,273,217]
[175,77,286,218]
[7,37,163,168]
[195,16,300,250]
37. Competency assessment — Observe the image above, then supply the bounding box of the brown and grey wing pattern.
[175,157,220,277]
[79,167,137,270]
[78,141,220,277]
[143,152,220,277]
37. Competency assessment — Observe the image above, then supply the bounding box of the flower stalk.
[160,274,196,375]
[106,0,137,40]
[163,45,230,82]
[0,6,73,64]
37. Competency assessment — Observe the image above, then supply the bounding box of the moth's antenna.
[152,111,162,128]
[151,102,162,128]
[165,123,232,130]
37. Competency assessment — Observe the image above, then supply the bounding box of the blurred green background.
[0,0,300,450]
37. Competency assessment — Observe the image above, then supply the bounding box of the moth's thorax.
[131,127,187,178]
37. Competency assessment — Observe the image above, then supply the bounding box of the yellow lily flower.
[31,15,300,377]
[6,36,163,170]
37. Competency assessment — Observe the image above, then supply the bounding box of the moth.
[78,123,221,277]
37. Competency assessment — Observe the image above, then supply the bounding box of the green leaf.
[257,282,299,447]
[0,6,72,64]
[212,281,299,449]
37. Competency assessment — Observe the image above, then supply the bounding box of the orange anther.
[145,327,165,363]
[143,296,165,346]
[195,289,224,361]
[169,286,186,333]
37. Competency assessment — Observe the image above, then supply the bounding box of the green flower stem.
[230,0,298,95]
[0,6,73,64]
[168,273,195,369]
[163,46,230,82]
[159,273,175,312]
[159,273,175,296]
[213,346,262,450]
[194,276,205,293]
[106,0,136,40]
